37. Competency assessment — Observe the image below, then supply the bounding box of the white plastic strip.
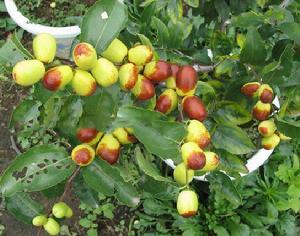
[165,96,280,181]
[4,0,81,38]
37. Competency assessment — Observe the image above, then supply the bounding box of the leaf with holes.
[82,159,140,207]
[80,0,128,54]
[0,144,75,197]
[6,192,44,224]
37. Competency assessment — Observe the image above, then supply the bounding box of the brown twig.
[10,135,21,155]
[59,166,81,202]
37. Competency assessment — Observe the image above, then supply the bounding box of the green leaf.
[213,102,252,125]
[81,86,120,131]
[73,174,99,208]
[231,12,266,28]
[276,118,300,139]
[113,106,186,161]
[212,124,255,155]
[0,145,75,197]
[135,147,172,183]
[207,171,242,205]
[227,221,250,236]
[184,0,199,8]
[0,33,33,72]
[279,22,300,45]
[82,159,140,207]
[9,100,41,129]
[263,44,294,85]
[6,192,43,224]
[151,17,169,46]
[217,149,248,174]
[240,27,267,65]
[80,0,128,54]
[56,96,83,141]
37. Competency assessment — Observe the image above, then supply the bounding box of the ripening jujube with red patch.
[257,84,274,103]
[144,60,171,82]
[112,128,137,145]
[118,63,138,90]
[177,190,199,218]
[71,144,95,166]
[241,82,261,98]
[73,42,97,70]
[176,65,197,96]
[155,89,178,114]
[181,142,206,170]
[76,128,103,146]
[252,101,271,121]
[131,74,155,100]
[96,134,121,165]
[185,120,210,149]
[182,96,207,122]
[42,65,73,91]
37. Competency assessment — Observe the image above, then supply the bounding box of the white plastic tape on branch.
[4,0,81,38]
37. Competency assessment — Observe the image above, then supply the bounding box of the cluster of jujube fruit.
[32,202,73,235]
[241,82,287,149]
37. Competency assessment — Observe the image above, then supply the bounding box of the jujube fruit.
[257,84,274,103]
[181,142,206,170]
[73,42,97,70]
[155,89,178,114]
[96,134,121,165]
[71,144,95,166]
[177,190,198,218]
[32,215,48,226]
[173,163,194,186]
[65,207,73,218]
[118,63,138,90]
[241,82,261,98]
[72,69,97,96]
[185,120,210,149]
[101,38,128,63]
[131,75,155,100]
[42,65,73,91]
[128,45,153,66]
[33,33,56,63]
[182,96,207,121]
[202,152,220,172]
[176,65,197,96]
[258,120,276,137]
[12,60,45,86]
[252,101,271,121]
[113,127,137,145]
[91,58,118,87]
[261,133,280,150]
[43,218,60,236]
[76,128,103,146]
[144,60,171,82]
[52,202,68,218]
[166,64,180,89]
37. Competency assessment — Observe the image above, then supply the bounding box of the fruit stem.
[59,166,81,202]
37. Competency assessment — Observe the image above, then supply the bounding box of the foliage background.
[0,0,300,235]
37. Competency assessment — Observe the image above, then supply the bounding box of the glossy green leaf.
[0,145,75,197]
[240,27,267,65]
[9,100,41,128]
[135,147,172,183]
[279,22,300,45]
[217,149,248,174]
[213,102,252,125]
[80,0,128,54]
[113,106,186,161]
[151,17,169,46]
[231,12,266,28]
[212,124,255,155]
[276,118,300,139]
[184,0,199,8]
[207,171,242,205]
[82,159,140,207]
[6,192,44,224]
[81,86,120,131]
[0,32,33,72]
[56,96,83,141]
